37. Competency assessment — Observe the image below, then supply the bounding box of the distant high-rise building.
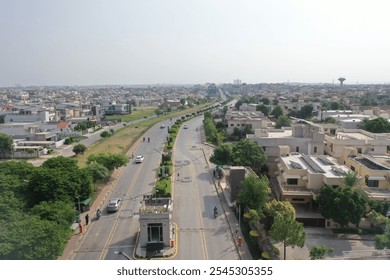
[233,79,241,85]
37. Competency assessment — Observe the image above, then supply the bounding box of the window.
[147,223,163,243]
[357,148,362,154]
[295,147,299,152]
[365,176,379,188]
[314,146,317,153]
[287,178,298,185]
[292,198,305,202]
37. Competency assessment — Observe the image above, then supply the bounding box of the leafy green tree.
[27,157,92,205]
[0,173,26,221]
[203,112,218,144]
[86,161,110,182]
[362,117,390,133]
[366,210,388,230]
[297,105,313,119]
[238,173,270,215]
[0,216,71,259]
[100,131,111,138]
[0,160,35,181]
[316,185,370,228]
[264,200,295,219]
[0,132,13,158]
[30,200,77,229]
[271,106,283,118]
[269,214,306,260]
[256,104,269,116]
[375,222,390,249]
[309,245,333,260]
[73,143,87,155]
[210,143,233,166]
[324,117,337,124]
[87,153,128,171]
[260,97,270,105]
[232,140,267,170]
[275,115,291,128]
[342,171,361,188]
[154,108,164,116]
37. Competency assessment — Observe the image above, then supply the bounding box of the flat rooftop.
[281,154,350,177]
[266,129,293,138]
[336,131,373,141]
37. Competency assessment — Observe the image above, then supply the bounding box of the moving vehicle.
[135,155,144,163]
[107,198,122,212]
[183,124,189,129]
[160,123,165,128]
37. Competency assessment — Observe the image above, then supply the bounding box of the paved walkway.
[58,165,126,259]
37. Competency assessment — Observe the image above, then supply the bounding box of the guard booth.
[138,196,172,258]
[76,197,91,213]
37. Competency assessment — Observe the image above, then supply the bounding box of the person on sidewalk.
[85,213,89,225]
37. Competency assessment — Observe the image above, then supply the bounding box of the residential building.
[225,110,267,135]
[344,154,390,202]
[324,128,389,164]
[248,119,325,176]
[274,152,350,206]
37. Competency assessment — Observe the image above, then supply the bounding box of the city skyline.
[1,0,390,87]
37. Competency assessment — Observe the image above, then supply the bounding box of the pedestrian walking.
[213,170,216,178]
[177,173,180,181]
[85,213,89,225]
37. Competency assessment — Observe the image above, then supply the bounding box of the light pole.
[77,195,81,213]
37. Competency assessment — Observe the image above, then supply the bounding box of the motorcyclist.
[143,137,145,142]
[148,137,150,142]
[96,209,102,220]
[213,206,218,218]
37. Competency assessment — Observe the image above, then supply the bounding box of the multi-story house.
[343,154,390,202]
[324,128,389,164]
[225,110,268,135]
[248,120,325,176]
[274,152,350,206]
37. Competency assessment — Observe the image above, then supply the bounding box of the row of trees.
[236,173,306,260]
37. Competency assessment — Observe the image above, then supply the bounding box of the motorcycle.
[96,210,102,220]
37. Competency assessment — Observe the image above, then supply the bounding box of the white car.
[160,123,165,128]
[183,124,189,129]
[107,198,121,212]
[135,155,144,163]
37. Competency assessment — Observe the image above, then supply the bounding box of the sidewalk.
[58,167,124,260]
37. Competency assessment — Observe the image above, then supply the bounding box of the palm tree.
[342,171,361,188]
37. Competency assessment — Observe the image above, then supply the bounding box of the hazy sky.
[1,0,390,86]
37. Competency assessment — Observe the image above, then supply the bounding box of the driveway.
[275,227,378,260]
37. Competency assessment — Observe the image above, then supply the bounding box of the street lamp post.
[77,195,81,213]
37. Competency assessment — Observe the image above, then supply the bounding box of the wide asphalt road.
[72,118,172,260]
[171,116,238,260]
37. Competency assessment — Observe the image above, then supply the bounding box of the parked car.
[183,124,189,129]
[135,155,144,163]
[160,123,165,128]
[107,198,121,212]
